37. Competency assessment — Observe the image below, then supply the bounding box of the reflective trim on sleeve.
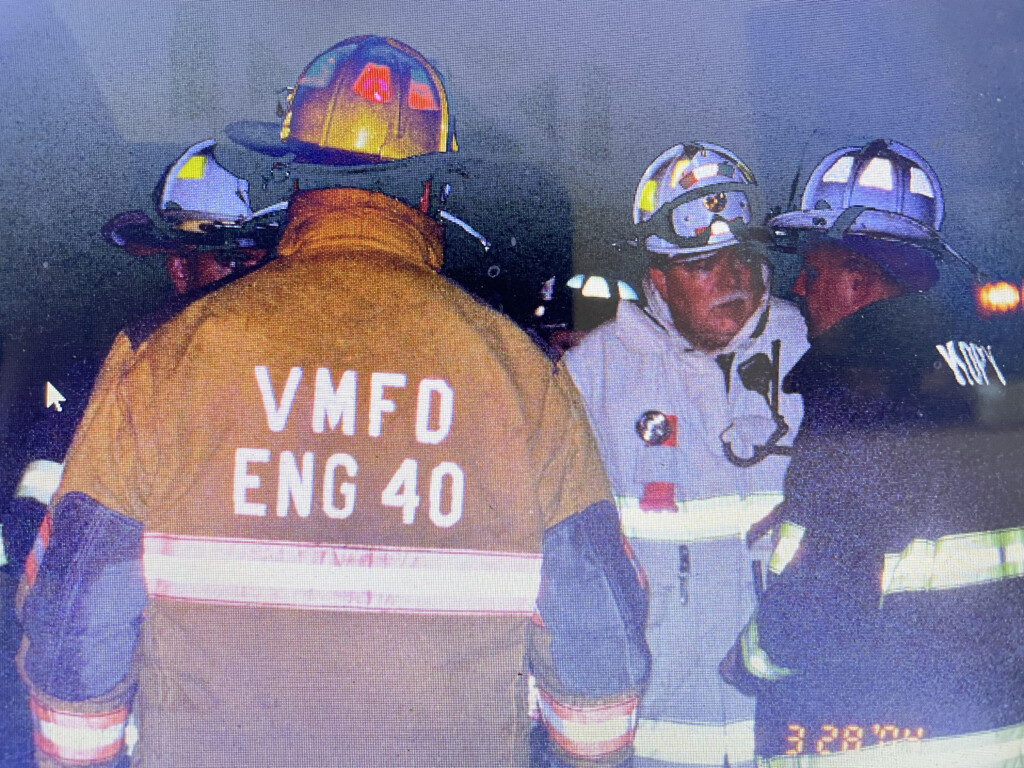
[538,689,640,761]
[23,511,54,587]
[30,698,127,764]
[740,617,793,681]
[880,527,1024,598]
[633,717,754,766]
[769,521,806,575]
[15,460,64,506]
[143,533,542,615]
[758,720,1024,768]
[616,492,784,542]
[528,674,542,722]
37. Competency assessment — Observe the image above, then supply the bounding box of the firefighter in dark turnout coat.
[725,140,1024,766]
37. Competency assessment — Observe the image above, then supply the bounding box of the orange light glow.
[977,281,1021,314]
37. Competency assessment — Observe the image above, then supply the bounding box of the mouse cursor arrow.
[45,382,66,412]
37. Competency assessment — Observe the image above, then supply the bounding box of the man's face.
[791,243,860,337]
[649,246,766,351]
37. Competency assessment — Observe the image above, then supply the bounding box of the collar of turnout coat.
[782,293,978,431]
[277,188,444,272]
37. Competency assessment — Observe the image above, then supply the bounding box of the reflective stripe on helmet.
[769,521,807,575]
[537,689,640,761]
[143,533,542,615]
[615,492,784,543]
[15,459,64,506]
[740,617,794,682]
[633,717,755,767]
[880,527,1024,599]
[758,720,1024,768]
[29,698,128,764]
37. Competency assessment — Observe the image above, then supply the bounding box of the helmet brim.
[770,211,941,291]
[768,208,936,242]
[224,120,293,157]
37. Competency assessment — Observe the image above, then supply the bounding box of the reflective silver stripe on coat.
[143,533,542,614]
[740,617,793,681]
[880,527,1024,598]
[15,460,64,506]
[769,521,806,575]
[633,718,754,766]
[617,493,784,543]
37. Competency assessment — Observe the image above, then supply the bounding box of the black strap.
[635,181,755,249]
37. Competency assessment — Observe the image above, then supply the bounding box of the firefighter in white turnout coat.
[564,143,808,768]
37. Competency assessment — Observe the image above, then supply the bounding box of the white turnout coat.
[564,281,808,767]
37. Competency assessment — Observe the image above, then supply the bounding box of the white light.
[534,305,546,317]
[857,157,894,191]
[581,275,612,299]
[822,156,854,184]
[710,220,731,237]
[909,167,935,198]
[567,274,585,290]
[693,163,718,181]
[618,282,640,301]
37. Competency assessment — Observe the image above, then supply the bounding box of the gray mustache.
[713,291,752,307]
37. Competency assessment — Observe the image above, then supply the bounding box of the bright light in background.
[976,281,1021,315]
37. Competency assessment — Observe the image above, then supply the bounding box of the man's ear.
[648,265,668,298]
[846,267,883,304]
[165,255,190,295]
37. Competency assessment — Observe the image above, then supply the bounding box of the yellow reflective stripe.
[15,460,64,506]
[639,180,659,213]
[880,527,1024,597]
[769,522,806,575]
[633,718,754,766]
[616,493,784,542]
[176,154,207,179]
[741,618,793,681]
[758,720,1024,768]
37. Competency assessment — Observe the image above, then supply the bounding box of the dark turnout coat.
[737,293,1024,766]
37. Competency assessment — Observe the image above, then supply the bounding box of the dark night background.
[1,1,1022,763]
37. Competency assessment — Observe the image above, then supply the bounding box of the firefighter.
[3,141,274,577]
[16,36,649,768]
[562,143,809,768]
[724,139,1024,766]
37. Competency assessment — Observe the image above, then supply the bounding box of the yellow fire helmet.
[278,35,456,164]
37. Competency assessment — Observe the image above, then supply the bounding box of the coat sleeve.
[735,519,883,686]
[16,335,148,768]
[525,367,651,766]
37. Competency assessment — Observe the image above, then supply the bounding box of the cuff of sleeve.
[29,694,129,767]
[536,686,641,768]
